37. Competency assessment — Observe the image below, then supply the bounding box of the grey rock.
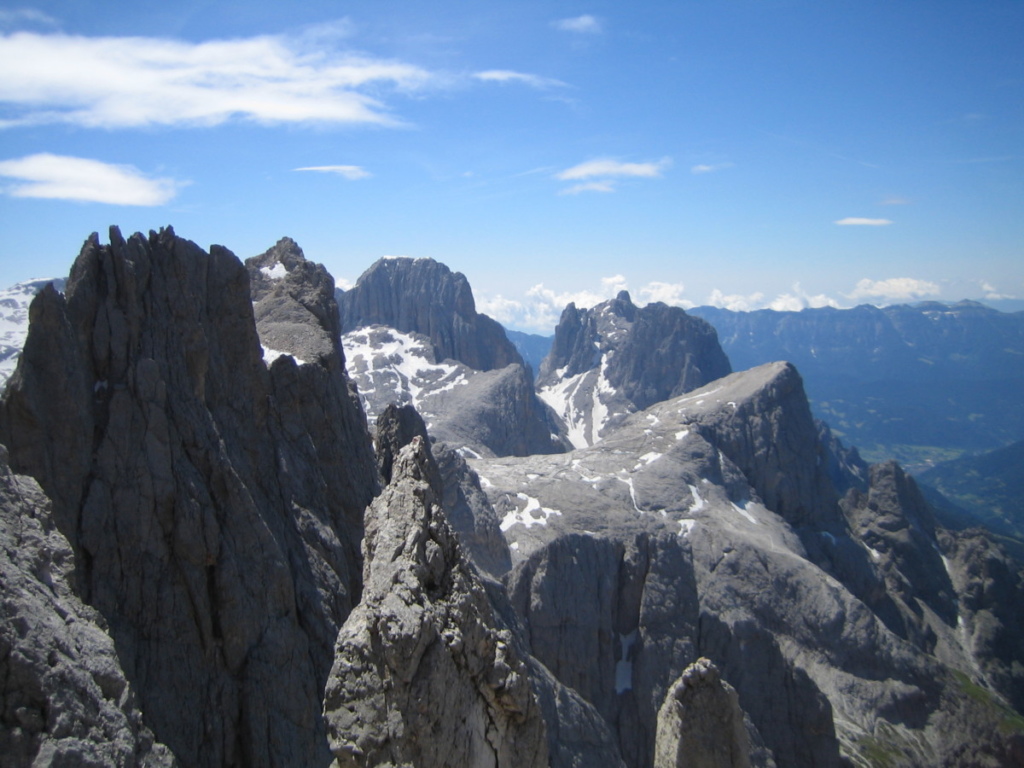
[653,658,750,768]
[338,256,523,372]
[246,236,344,365]
[537,291,731,448]
[0,227,379,768]
[433,442,512,578]
[0,446,176,767]
[322,437,548,767]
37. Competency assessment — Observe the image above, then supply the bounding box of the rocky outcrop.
[0,227,379,768]
[246,236,345,364]
[0,447,176,768]
[843,461,959,639]
[653,658,750,768]
[537,291,731,448]
[338,256,523,372]
[322,437,548,767]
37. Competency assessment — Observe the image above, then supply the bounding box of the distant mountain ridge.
[690,300,1024,467]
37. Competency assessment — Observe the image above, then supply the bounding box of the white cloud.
[553,15,602,34]
[479,275,638,333]
[835,217,893,226]
[0,153,182,205]
[704,289,766,312]
[846,277,940,303]
[557,157,670,181]
[638,281,693,308]
[979,280,1016,301]
[472,70,566,89]
[0,30,433,129]
[294,165,371,180]
[767,285,839,312]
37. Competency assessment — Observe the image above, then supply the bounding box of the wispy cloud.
[690,162,733,175]
[0,30,433,129]
[559,180,615,195]
[835,217,893,226]
[0,8,57,28]
[846,277,940,303]
[472,69,566,89]
[0,153,182,205]
[294,165,371,180]
[557,157,670,181]
[553,15,602,34]
[554,157,670,194]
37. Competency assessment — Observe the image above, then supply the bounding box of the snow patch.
[263,345,305,365]
[260,262,288,280]
[500,493,562,532]
[678,519,697,537]
[675,429,690,441]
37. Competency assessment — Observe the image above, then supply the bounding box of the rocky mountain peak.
[537,292,732,448]
[338,256,524,372]
[246,236,344,364]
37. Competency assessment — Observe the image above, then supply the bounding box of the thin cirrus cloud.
[294,165,371,180]
[835,217,893,226]
[690,162,733,174]
[552,15,603,34]
[0,153,182,205]
[555,157,671,194]
[472,70,567,89]
[0,30,434,129]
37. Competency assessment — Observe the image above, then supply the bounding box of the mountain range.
[1,228,1022,768]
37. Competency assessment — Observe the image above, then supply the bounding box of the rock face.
[0,447,176,768]
[537,291,731,448]
[322,437,548,767]
[338,256,523,372]
[653,658,750,768]
[0,227,378,768]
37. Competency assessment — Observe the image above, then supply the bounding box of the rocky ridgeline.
[537,291,731,448]
[1,228,1022,768]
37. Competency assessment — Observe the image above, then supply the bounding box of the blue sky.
[1,0,1021,332]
